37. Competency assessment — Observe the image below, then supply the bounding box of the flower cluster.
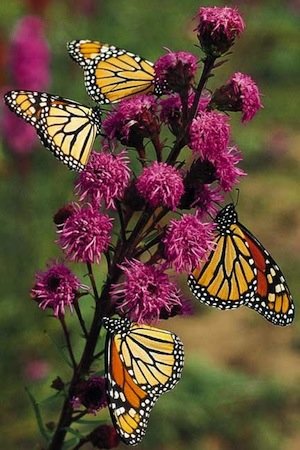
[196,6,245,56]
[72,376,107,413]
[75,150,131,208]
[25,5,266,449]
[136,162,184,210]
[57,203,113,264]
[111,259,185,324]
[103,95,159,147]
[31,262,81,317]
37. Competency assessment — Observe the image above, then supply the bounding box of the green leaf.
[25,387,50,442]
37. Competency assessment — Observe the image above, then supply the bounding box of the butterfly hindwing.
[103,317,184,445]
[4,90,101,171]
[67,40,157,104]
[240,223,294,326]
[188,204,294,326]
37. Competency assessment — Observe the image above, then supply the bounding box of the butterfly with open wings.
[67,39,161,104]
[4,90,101,171]
[188,203,295,326]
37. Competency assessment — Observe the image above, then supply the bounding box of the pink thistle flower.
[90,425,120,449]
[71,376,107,414]
[75,150,131,209]
[229,72,263,122]
[196,6,245,56]
[136,162,184,210]
[211,72,263,122]
[154,51,198,93]
[193,184,224,218]
[214,146,246,191]
[102,94,159,147]
[10,16,50,90]
[31,262,81,317]
[159,91,210,134]
[163,214,215,272]
[189,111,230,159]
[111,259,184,324]
[58,204,113,263]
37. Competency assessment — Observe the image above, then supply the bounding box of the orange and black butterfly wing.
[4,90,101,171]
[105,328,154,445]
[103,317,184,445]
[240,223,294,326]
[68,40,157,104]
[188,204,257,309]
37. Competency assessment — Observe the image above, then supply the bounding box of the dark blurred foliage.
[0,0,299,449]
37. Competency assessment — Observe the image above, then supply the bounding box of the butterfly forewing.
[103,317,184,445]
[240,223,294,326]
[188,204,257,309]
[4,90,101,171]
[67,39,156,104]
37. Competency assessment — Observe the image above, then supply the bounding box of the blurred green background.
[0,0,299,449]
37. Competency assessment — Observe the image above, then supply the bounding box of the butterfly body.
[188,204,294,326]
[68,40,159,104]
[103,317,184,445]
[4,91,101,171]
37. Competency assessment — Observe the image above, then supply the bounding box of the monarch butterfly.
[188,204,294,326]
[67,40,161,104]
[4,90,101,171]
[103,317,184,445]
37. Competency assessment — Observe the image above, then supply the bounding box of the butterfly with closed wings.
[67,40,162,104]
[188,203,294,326]
[4,90,101,171]
[103,317,184,445]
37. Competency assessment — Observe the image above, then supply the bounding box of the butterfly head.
[216,203,238,234]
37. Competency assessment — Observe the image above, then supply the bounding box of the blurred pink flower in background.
[1,15,50,156]
[10,16,50,90]
[24,358,50,381]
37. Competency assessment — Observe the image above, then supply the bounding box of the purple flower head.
[211,72,263,122]
[136,162,184,210]
[163,214,215,273]
[75,150,131,209]
[57,204,113,264]
[1,107,37,154]
[154,51,198,93]
[102,94,159,147]
[196,7,245,56]
[71,376,107,414]
[31,262,81,317]
[90,425,120,449]
[10,16,50,90]
[189,111,230,159]
[159,91,210,135]
[180,159,218,210]
[193,185,224,218]
[214,146,246,191]
[111,259,184,324]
